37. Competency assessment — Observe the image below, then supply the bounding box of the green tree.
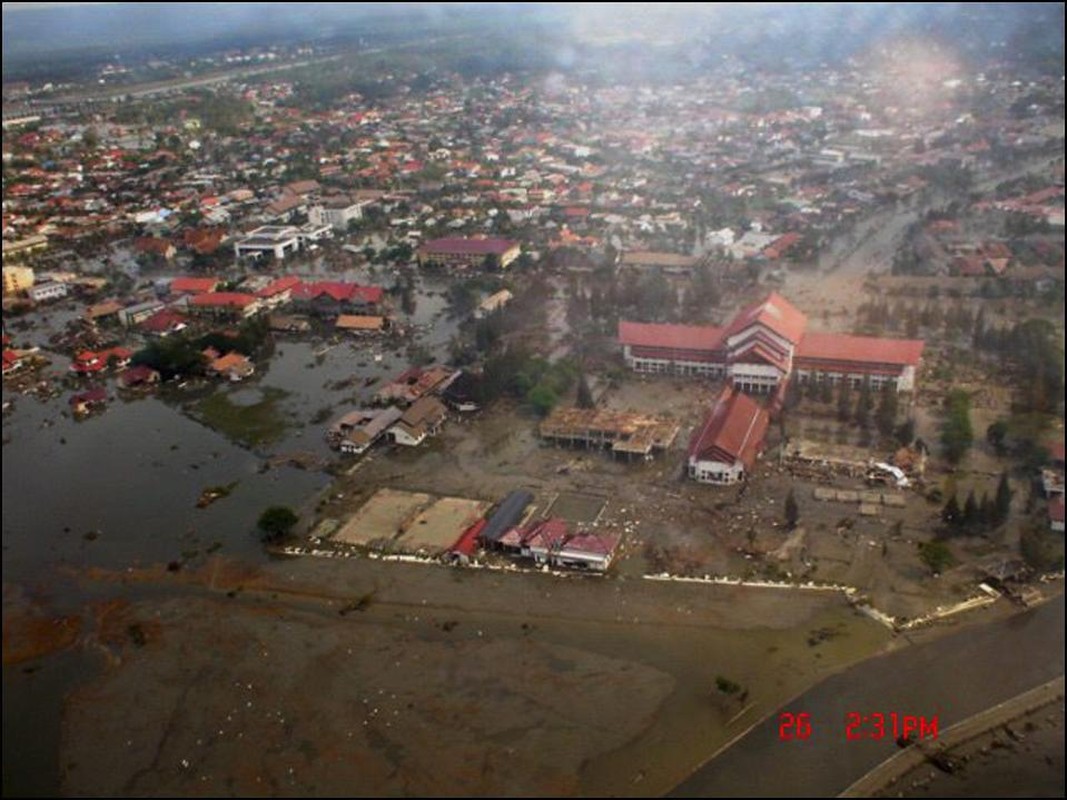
[986,419,1008,455]
[1020,525,1065,572]
[994,472,1013,524]
[836,379,853,423]
[895,417,916,447]
[940,389,973,465]
[918,540,954,574]
[855,378,873,428]
[876,385,899,438]
[941,492,961,527]
[819,380,833,405]
[638,269,673,321]
[258,506,298,544]
[785,488,799,530]
[962,489,979,530]
[527,385,559,417]
[979,492,995,528]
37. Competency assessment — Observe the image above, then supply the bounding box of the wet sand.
[47,555,890,796]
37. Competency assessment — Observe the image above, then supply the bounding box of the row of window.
[629,358,902,390]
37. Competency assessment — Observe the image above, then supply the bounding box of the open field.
[334,488,433,547]
[400,496,488,552]
[52,555,891,797]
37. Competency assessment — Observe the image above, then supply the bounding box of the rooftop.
[688,385,769,470]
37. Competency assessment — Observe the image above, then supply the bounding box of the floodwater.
[2,270,462,589]
[1,385,328,587]
[2,269,468,795]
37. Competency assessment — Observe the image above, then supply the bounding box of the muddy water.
[2,271,461,589]
[1,389,328,586]
[2,272,467,796]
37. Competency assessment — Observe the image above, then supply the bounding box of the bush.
[918,540,954,574]
[715,676,742,695]
[258,506,299,544]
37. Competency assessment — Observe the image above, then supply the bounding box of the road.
[670,592,1065,797]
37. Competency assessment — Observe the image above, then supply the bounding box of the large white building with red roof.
[619,293,924,393]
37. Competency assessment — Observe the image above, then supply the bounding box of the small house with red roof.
[69,347,133,375]
[119,364,161,389]
[207,351,255,382]
[688,385,770,485]
[139,309,189,338]
[69,386,108,417]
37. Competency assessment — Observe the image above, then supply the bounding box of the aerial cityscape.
[2,3,1063,797]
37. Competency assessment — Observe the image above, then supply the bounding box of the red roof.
[797,332,924,367]
[70,387,108,405]
[729,340,791,372]
[139,309,188,333]
[170,276,219,294]
[618,320,724,351]
[292,281,382,304]
[725,292,808,346]
[421,237,518,256]
[450,518,487,557]
[3,350,22,370]
[181,228,225,255]
[763,232,802,259]
[190,292,258,309]
[688,385,769,471]
[523,518,571,551]
[119,365,159,386]
[559,530,620,557]
[255,275,301,298]
[134,237,174,256]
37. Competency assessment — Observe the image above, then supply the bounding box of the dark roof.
[480,489,534,543]
[442,371,481,404]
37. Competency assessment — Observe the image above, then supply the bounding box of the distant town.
[2,3,1063,798]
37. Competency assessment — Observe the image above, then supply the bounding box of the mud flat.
[56,555,889,796]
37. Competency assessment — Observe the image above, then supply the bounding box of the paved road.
[670,593,1065,797]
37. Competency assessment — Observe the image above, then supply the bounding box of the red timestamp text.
[778,712,939,742]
